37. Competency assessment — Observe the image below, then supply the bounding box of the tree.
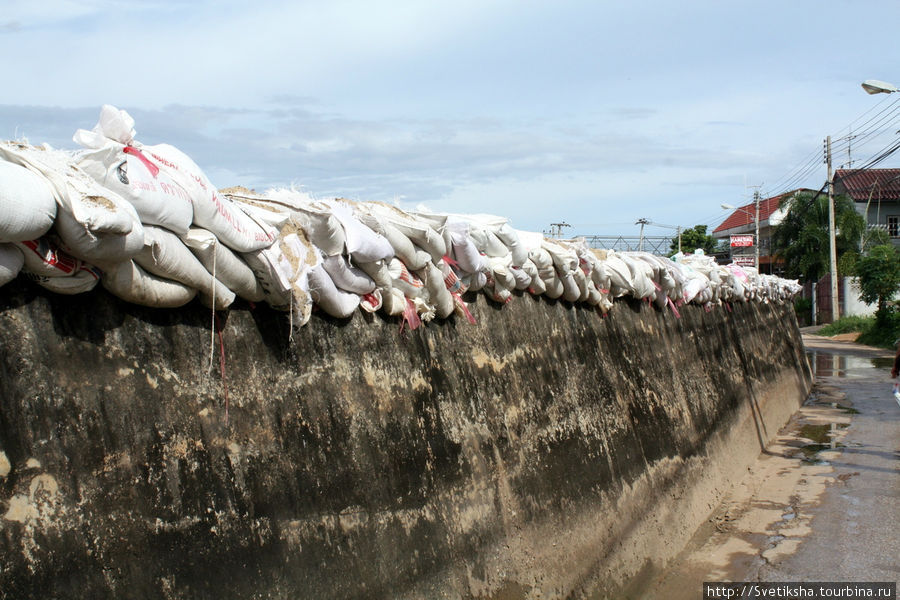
[669,224,719,256]
[771,191,865,282]
[855,244,900,321]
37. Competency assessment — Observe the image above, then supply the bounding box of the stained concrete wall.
[0,280,811,599]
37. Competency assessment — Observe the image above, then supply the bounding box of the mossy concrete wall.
[0,281,811,599]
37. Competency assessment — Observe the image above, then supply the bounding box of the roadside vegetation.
[817,312,900,349]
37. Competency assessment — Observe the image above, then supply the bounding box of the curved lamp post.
[861,79,899,94]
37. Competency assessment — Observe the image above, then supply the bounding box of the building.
[712,189,816,274]
[833,168,900,246]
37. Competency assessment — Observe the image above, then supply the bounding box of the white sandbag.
[16,238,82,277]
[357,259,393,288]
[601,251,634,298]
[307,264,360,318]
[75,144,194,234]
[422,261,454,319]
[364,203,446,263]
[483,275,512,304]
[448,228,485,274]
[542,274,565,300]
[380,286,407,316]
[463,271,487,292]
[572,268,590,302]
[360,289,383,313]
[387,258,425,299]
[543,239,579,273]
[134,225,235,310]
[54,201,145,265]
[0,160,57,242]
[482,229,510,258]
[29,264,101,295]
[510,265,532,291]
[560,271,581,302]
[102,260,197,308]
[290,208,346,257]
[495,224,528,267]
[488,255,516,293]
[619,253,656,300]
[323,199,393,263]
[357,213,427,269]
[322,254,376,294]
[143,143,276,252]
[241,226,319,323]
[528,274,547,296]
[0,243,24,286]
[182,227,266,302]
[0,143,136,235]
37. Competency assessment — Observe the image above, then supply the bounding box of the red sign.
[730,234,754,247]
[733,255,756,267]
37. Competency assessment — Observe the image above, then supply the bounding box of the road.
[643,332,899,598]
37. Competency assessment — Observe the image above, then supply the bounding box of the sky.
[2,0,900,239]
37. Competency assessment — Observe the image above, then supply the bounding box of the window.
[889,216,900,238]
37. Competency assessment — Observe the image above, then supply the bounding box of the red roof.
[713,189,813,234]
[834,168,900,201]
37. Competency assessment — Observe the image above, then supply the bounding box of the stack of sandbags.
[0,104,808,328]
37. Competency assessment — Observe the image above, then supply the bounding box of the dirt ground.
[642,333,899,599]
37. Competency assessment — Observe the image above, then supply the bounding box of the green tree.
[771,191,865,282]
[855,244,900,321]
[670,224,719,256]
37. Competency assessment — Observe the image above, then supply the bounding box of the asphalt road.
[644,333,899,598]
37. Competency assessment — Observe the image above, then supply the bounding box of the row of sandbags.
[0,105,802,328]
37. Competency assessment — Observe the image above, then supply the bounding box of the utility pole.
[826,135,839,322]
[753,190,760,271]
[548,222,571,239]
[635,218,649,251]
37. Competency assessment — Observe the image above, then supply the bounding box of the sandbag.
[494,224,528,267]
[387,258,425,299]
[364,202,446,263]
[182,227,266,302]
[322,255,376,295]
[54,201,145,265]
[323,199,393,263]
[0,243,24,286]
[102,260,197,308]
[0,160,57,242]
[134,226,235,310]
[422,261,454,319]
[29,264,101,295]
[76,144,194,234]
[307,264,360,319]
[241,226,319,324]
[0,142,137,236]
[380,286,407,316]
[143,143,277,252]
[16,238,82,278]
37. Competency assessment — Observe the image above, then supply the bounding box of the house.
[833,168,900,246]
[712,189,817,275]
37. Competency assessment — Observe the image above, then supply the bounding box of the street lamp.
[861,79,899,94]
[721,194,760,270]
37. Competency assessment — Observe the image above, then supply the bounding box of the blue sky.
[2,0,899,238]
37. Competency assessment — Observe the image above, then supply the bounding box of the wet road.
[644,333,899,598]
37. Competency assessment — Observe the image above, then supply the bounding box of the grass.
[816,311,900,349]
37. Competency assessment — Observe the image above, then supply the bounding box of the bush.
[794,297,812,325]
[817,315,873,336]
[857,307,900,348]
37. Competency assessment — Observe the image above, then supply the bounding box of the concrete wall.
[0,281,812,599]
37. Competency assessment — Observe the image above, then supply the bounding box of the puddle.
[799,423,848,444]
[805,350,894,379]
[870,357,894,369]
